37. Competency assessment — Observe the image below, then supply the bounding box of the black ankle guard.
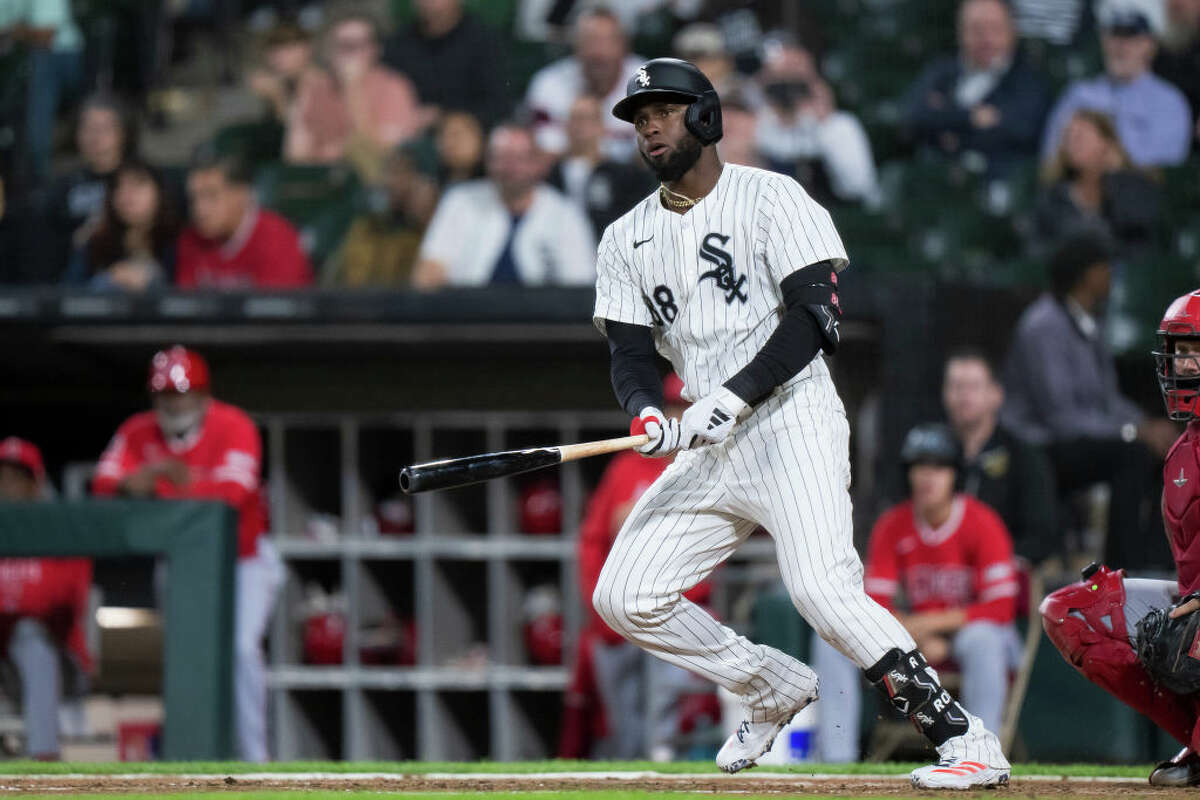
[865,648,969,746]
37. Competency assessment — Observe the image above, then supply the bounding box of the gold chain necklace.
[659,183,699,209]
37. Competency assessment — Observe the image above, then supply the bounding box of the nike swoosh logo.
[633,237,654,249]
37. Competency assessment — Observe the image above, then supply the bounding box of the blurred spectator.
[754,32,879,206]
[382,0,510,127]
[1154,0,1200,132]
[1040,1,1192,168]
[525,6,644,159]
[93,347,283,762]
[547,95,653,240]
[673,23,739,96]
[1011,0,1089,46]
[0,437,92,762]
[413,124,596,288]
[567,375,714,760]
[1033,110,1162,260]
[717,92,762,168]
[176,154,313,289]
[812,423,1021,762]
[434,111,486,186]
[943,347,1058,563]
[40,94,136,282]
[901,0,1051,174]
[285,6,424,180]
[65,159,179,291]
[246,23,315,126]
[1001,229,1176,570]
[323,144,439,286]
[0,0,84,182]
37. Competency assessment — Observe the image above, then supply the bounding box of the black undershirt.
[605,266,834,415]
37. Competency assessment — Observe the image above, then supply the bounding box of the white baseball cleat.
[910,758,1010,789]
[910,714,1010,789]
[715,690,818,774]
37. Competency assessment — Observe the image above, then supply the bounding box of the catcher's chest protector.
[1164,430,1200,593]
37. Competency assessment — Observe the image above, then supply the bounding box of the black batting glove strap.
[866,647,970,747]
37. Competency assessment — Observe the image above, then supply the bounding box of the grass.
[0,759,1154,777]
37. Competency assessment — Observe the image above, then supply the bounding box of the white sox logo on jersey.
[698,233,748,304]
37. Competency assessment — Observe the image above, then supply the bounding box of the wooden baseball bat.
[399,434,650,494]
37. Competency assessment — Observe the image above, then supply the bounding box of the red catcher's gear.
[1155,290,1200,420]
[0,437,45,483]
[93,400,266,558]
[1164,423,1200,593]
[1040,565,1197,747]
[148,346,211,394]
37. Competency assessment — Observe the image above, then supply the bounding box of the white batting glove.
[631,406,681,457]
[681,387,749,449]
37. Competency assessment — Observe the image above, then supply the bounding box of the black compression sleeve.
[722,263,839,406]
[606,320,663,417]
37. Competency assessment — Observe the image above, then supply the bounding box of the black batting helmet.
[900,423,962,471]
[611,58,723,145]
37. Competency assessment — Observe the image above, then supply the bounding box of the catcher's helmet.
[612,58,722,145]
[900,423,962,470]
[1154,289,1200,420]
[148,345,211,393]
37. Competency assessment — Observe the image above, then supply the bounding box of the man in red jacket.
[813,423,1021,762]
[0,438,91,761]
[176,155,313,289]
[569,374,715,760]
[1042,289,1200,787]
[93,347,283,761]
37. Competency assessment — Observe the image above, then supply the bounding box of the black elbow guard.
[782,261,842,354]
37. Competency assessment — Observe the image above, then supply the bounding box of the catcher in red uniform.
[0,437,92,760]
[1042,290,1200,786]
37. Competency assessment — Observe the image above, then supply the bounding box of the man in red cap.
[93,347,282,762]
[565,375,716,760]
[0,437,92,761]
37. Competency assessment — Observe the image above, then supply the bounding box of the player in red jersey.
[93,347,283,761]
[0,437,91,760]
[564,374,715,760]
[813,423,1020,761]
[1042,290,1200,787]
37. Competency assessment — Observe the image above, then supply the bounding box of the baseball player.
[1041,289,1200,787]
[812,423,1022,762]
[0,438,92,761]
[576,373,715,760]
[93,347,283,762]
[591,57,1009,788]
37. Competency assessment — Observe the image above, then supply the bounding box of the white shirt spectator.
[525,54,645,161]
[418,180,597,286]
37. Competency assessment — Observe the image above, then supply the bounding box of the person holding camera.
[752,32,879,207]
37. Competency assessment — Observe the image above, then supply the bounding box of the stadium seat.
[254,163,363,268]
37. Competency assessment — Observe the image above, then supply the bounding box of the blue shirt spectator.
[1040,3,1192,167]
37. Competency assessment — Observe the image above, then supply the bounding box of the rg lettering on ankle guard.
[865,648,969,745]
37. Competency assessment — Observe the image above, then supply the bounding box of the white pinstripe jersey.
[593,163,849,401]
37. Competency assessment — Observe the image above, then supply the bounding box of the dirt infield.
[0,771,1188,797]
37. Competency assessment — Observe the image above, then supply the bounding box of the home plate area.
[0,770,1185,797]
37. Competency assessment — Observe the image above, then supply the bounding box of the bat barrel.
[399,446,563,494]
